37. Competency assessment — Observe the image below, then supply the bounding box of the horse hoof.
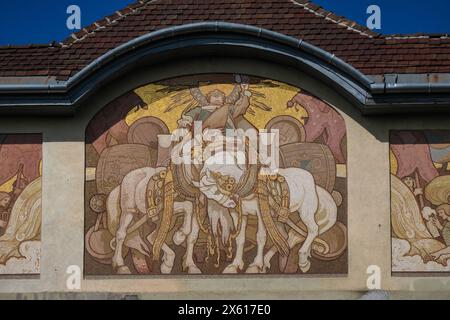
[263,261,271,272]
[173,231,186,246]
[116,266,132,274]
[245,265,261,274]
[223,265,239,274]
[161,253,175,274]
[298,261,311,273]
[162,251,175,265]
[188,265,202,274]
[160,263,173,274]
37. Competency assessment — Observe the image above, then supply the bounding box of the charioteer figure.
[177,75,255,132]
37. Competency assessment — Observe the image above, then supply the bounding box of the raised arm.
[231,84,251,118]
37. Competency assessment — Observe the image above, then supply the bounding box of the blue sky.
[0,0,449,45]
[313,0,450,35]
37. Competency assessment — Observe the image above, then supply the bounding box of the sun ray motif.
[128,75,310,131]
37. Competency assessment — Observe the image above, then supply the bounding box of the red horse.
[0,134,42,188]
[390,131,439,183]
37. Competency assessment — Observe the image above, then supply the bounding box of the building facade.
[1,0,450,298]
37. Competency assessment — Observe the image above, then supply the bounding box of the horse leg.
[147,230,176,274]
[223,213,247,274]
[263,246,276,272]
[112,210,134,274]
[173,201,193,246]
[182,211,201,274]
[263,227,302,272]
[246,211,267,273]
[113,168,152,274]
[297,208,319,273]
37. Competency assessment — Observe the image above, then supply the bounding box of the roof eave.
[0,22,449,115]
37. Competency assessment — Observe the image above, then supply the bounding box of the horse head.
[192,151,245,209]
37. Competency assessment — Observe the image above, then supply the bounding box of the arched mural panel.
[85,74,347,276]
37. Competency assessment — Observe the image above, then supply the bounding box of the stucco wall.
[0,57,449,298]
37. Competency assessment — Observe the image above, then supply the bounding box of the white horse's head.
[193,151,245,209]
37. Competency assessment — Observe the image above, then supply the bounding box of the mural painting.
[0,134,42,275]
[391,130,450,272]
[85,74,347,275]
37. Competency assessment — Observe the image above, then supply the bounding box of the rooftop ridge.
[290,0,380,38]
[384,33,450,40]
[0,43,57,49]
[62,0,381,49]
[59,0,155,48]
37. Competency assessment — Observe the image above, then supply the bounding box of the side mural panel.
[391,130,450,273]
[0,134,42,275]
[85,74,347,276]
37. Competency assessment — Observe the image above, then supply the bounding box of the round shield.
[85,226,129,265]
[265,115,306,146]
[127,116,170,149]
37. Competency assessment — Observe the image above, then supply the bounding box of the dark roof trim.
[0,22,449,115]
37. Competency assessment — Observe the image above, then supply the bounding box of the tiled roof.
[1,0,450,80]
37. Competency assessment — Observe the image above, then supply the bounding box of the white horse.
[194,150,338,273]
[192,151,266,273]
[109,166,201,274]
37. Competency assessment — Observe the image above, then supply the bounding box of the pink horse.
[287,92,346,164]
